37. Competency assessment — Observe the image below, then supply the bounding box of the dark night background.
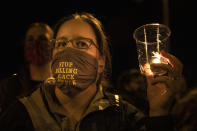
[0,0,196,88]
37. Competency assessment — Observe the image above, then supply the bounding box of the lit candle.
[152,52,161,64]
[144,52,162,76]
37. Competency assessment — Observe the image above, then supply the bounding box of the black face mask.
[51,47,98,96]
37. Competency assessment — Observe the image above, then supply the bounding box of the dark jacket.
[0,66,42,114]
[0,83,175,131]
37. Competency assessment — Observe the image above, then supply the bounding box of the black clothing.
[0,66,42,114]
[0,84,175,131]
[0,100,34,131]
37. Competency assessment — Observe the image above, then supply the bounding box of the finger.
[151,76,170,85]
[151,63,174,74]
[160,51,183,72]
[151,63,180,78]
[151,76,181,94]
[160,51,183,77]
[145,74,154,87]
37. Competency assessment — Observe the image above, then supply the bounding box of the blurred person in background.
[0,22,54,114]
[171,88,197,131]
[116,68,149,116]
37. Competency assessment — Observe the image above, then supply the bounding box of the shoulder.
[0,99,34,131]
[0,74,21,108]
[0,65,30,89]
[0,74,22,94]
[80,99,145,131]
[80,105,131,131]
[0,73,22,104]
[0,73,20,86]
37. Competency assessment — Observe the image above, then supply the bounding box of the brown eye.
[56,41,67,48]
[74,40,89,49]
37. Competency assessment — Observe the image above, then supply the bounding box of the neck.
[55,84,97,121]
[29,63,52,81]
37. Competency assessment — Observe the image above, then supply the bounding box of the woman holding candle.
[0,12,186,131]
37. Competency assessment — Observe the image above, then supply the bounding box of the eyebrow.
[57,36,94,41]
[57,36,68,41]
[75,36,93,40]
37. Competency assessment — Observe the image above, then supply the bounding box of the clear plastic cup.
[133,23,171,76]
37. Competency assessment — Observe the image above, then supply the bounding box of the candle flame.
[152,52,161,64]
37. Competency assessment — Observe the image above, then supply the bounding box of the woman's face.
[54,19,104,73]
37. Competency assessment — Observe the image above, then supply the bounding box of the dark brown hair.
[26,22,54,39]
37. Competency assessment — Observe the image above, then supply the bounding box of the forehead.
[56,19,96,42]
